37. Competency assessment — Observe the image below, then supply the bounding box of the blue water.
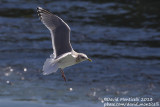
[0,0,160,107]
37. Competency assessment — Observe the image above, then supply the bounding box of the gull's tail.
[43,55,59,75]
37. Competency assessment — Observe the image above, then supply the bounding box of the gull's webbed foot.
[60,69,66,82]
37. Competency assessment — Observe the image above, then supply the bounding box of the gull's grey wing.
[37,7,73,58]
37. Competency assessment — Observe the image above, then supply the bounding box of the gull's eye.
[81,56,85,59]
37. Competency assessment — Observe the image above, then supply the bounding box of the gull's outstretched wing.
[37,7,73,58]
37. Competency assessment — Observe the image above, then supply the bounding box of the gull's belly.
[58,55,76,69]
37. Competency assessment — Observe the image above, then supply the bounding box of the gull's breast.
[58,54,76,69]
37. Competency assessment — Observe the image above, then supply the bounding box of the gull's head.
[76,53,92,63]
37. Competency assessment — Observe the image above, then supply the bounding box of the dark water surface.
[0,0,160,107]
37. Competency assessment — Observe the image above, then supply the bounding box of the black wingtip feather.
[37,7,43,20]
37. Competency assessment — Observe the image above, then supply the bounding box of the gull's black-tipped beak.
[87,58,92,62]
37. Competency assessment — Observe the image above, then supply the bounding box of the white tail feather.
[43,57,59,75]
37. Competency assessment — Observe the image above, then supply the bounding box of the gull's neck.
[71,50,78,58]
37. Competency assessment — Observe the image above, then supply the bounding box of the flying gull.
[37,7,92,81]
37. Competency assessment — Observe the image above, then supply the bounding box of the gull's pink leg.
[60,69,66,82]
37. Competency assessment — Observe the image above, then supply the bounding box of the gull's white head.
[76,53,92,63]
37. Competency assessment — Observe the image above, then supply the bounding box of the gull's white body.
[43,52,77,75]
[57,52,77,69]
